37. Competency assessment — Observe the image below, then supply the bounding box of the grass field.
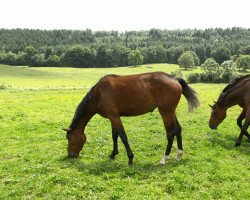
[0,64,249,199]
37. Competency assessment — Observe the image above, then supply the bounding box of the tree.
[201,58,222,82]
[178,52,195,69]
[63,45,96,68]
[221,60,238,82]
[211,47,231,64]
[30,54,45,67]
[46,55,60,67]
[166,46,184,64]
[187,50,200,66]
[0,52,7,64]
[45,47,53,60]
[95,45,112,67]
[236,55,250,72]
[154,45,166,63]
[110,45,130,67]
[23,46,37,66]
[4,52,17,65]
[128,50,143,66]
[238,46,250,55]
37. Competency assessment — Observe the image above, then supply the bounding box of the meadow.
[0,64,249,199]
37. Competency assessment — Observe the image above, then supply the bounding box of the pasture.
[0,64,249,199]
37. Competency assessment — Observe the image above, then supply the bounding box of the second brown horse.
[209,74,250,146]
[63,72,200,165]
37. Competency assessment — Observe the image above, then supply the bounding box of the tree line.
[0,28,250,67]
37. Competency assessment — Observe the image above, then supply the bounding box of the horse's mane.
[69,86,96,129]
[69,74,118,129]
[222,74,250,93]
[217,74,250,106]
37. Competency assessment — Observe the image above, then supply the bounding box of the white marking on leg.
[159,155,170,165]
[175,149,183,161]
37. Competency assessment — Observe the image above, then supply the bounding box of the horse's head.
[209,102,227,129]
[62,128,86,158]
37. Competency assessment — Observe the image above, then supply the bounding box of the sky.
[0,0,249,31]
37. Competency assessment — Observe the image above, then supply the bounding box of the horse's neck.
[70,103,96,131]
[79,111,95,131]
[223,88,242,108]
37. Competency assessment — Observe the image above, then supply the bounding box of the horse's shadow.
[206,131,250,155]
[57,155,189,176]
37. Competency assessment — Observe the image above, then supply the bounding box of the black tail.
[177,78,200,112]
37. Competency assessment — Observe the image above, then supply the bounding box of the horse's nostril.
[68,153,78,158]
[209,124,217,129]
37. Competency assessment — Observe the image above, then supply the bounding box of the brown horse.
[63,72,200,165]
[209,74,250,146]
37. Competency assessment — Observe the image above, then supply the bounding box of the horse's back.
[95,72,182,117]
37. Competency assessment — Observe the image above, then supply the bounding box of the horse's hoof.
[235,141,241,147]
[159,155,169,165]
[159,160,166,165]
[175,150,184,161]
[128,158,133,165]
[109,151,118,159]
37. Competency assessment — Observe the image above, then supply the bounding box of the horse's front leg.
[235,108,250,146]
[109,117,134,165]
[237,108,250,142]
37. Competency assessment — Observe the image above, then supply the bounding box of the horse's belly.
[119,103,156,116]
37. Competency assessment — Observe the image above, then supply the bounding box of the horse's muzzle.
[209,124,217,129]
[68,153,79,158]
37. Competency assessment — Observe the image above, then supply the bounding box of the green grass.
[0,64,249,199]
[0,64,201,89]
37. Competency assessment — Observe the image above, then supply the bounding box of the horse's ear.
[62,128,72,132]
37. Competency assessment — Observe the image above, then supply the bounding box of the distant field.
[0,64,249,199]
[0,64,202,89]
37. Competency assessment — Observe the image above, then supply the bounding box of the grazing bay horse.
[63,72,200,165]
[209,74,250,146]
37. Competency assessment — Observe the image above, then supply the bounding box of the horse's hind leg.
[159,111,183,165]
[110,128,119,159]
[235,108,250,146]
[109,117,134,165]
[175,119,183,161]
[237,108,250,141]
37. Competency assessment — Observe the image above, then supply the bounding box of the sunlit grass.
[0,64,249,199]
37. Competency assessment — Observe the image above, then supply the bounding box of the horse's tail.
[177,78,200,112]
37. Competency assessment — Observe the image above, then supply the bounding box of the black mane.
[218,74,250,106]
[222,74,250,93]
[69,86,95,129]
[69,74,118,129]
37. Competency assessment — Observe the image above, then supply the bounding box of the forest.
[0,27,250,68]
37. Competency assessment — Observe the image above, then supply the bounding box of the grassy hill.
[0,64,249,199]
[0,64,202,89]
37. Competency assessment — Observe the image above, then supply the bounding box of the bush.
[187,73,200,83]
[201,58,223,82]
[221,60,238,82]
[236,55,250,72]
[0,83,7,90]
[170,70,183,78]
[189,59,239,83]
